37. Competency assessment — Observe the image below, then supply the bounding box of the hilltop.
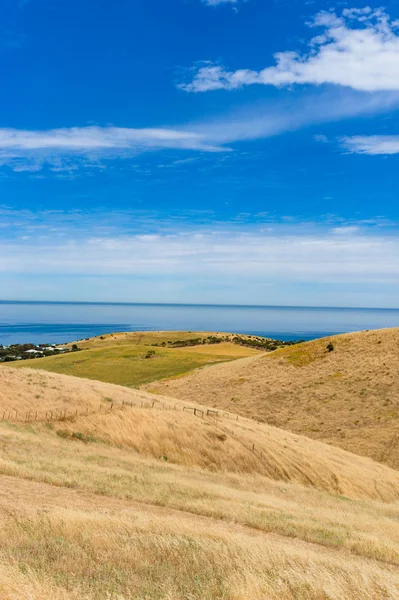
[1,365,399,597]
[149,327,399,469]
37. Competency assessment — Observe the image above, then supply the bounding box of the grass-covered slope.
[6,331,261,387]
[149,327,399,469]
[1,366,399,598]
[3,365,399,500]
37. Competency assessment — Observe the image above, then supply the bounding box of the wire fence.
[0,397,239,424]
[0,397,268,456]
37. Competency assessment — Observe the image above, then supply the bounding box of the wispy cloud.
[0,211,397,283]
[202,0,238,5]
[0,126,225,153]
[179,7,399,93]
[2,88,399,174]
[0,126,229,172]
[190,89,399,145]
[2,209,398,304]
[341,135,399,155]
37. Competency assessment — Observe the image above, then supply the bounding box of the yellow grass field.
[2,337,399,598]
[3,365,399,500]
[150,327,399,469]
[7,331,260,387]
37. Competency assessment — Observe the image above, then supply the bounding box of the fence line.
[0,397,244,426]
[0,397,268,460]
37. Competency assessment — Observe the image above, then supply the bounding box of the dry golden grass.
[174,341,260,356]
[2,364,399,598]
[2,365,399,502]
[55,406,399,502]
[150,327,399,468]
[0,366,164,415]
[0,421,399,599]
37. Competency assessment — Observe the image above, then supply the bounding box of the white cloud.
[203,0,238,5]
[2,211,398,305]
[0,125,229,172]
[0,126,225,154]
[1,224,398,286]
[2,89,399,173]
[180,7,399,93]
[191,89,399,144]
[341,135,399,154]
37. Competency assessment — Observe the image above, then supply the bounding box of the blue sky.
[1,0,399,307]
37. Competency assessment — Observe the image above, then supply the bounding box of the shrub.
[327,342,335,353]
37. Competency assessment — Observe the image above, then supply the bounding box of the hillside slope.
[149,327,399,469]
[1,365,399,501]
[1,366,399,598]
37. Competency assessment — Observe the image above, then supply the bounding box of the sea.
[1,301,399,346]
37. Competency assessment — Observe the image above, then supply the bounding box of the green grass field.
[8,331,260,388]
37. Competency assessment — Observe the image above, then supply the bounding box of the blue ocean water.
[0,301,398,345]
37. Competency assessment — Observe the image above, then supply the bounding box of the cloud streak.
[179,7,399,93]
[2,89,399,173]
[0,125,229,172]
[1,224,398,285]
[2,209,398,305]
[202,0,238,5]
[0,126,225,153]
[191,89,399,144]
[341,135,399,155]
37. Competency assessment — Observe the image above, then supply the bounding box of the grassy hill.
[1,366,399,598]
[149,327,399,469]
[6,331,261,387]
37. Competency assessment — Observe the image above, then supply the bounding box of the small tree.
[326,342,334,353]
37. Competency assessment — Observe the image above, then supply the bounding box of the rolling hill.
[2,365,399,500]
[1,337,399,598]
[149,327,399,469]
[6,331,261,387]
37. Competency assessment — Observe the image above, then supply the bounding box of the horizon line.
[1,300,399,311]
